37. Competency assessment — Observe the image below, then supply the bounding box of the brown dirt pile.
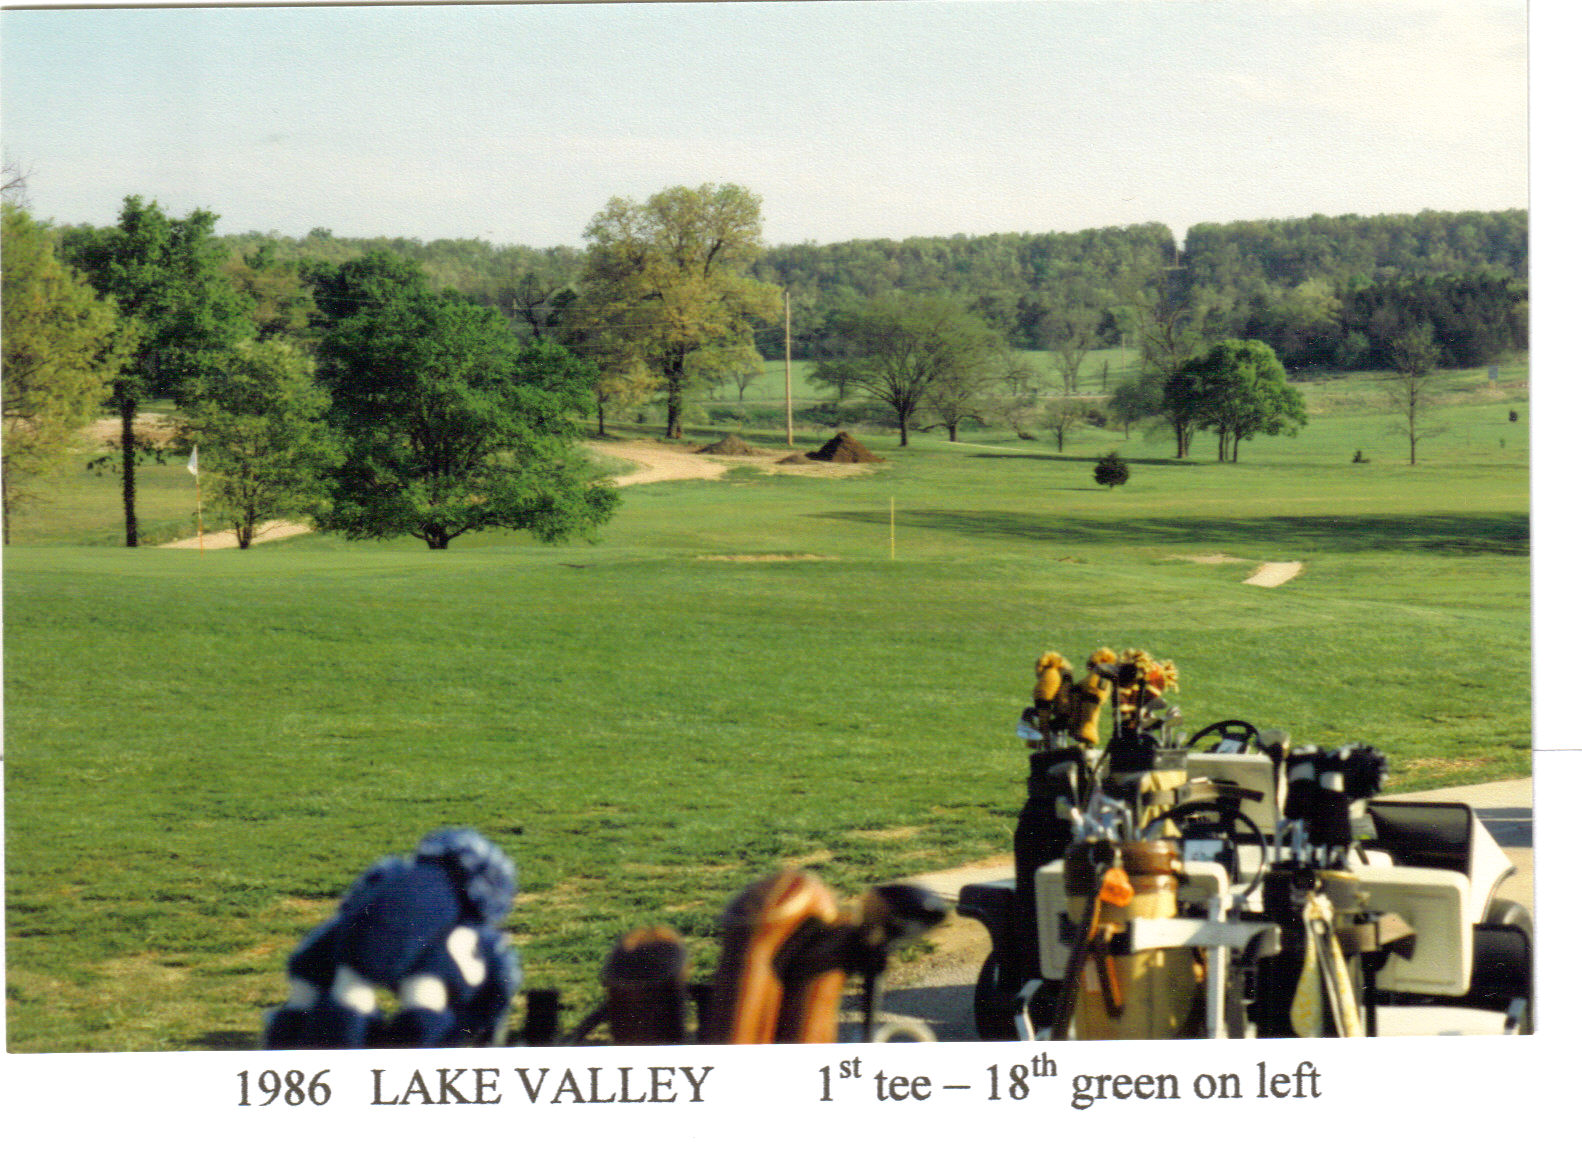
[696,434,764,456]
[808,431,884,463]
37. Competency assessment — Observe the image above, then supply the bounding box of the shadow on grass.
[191,1029,257,1050]
[813,509,1529,556]
[969,451,1201,468]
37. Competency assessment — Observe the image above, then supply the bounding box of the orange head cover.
[700,869,846,1044]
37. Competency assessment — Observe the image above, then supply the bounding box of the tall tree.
[1384,324,1442,465]
[2,204,137,542]
[815,295,997,446]
[1040,293,1105,396]
[316,264,617,549]
[1159,364,1210,459]
[61,196,250,545]
[178,339,341,548]
[577,184,780,438]
[1186,339,1306,462]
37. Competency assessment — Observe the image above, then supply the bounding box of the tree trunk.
[597,399,607,438]
[119,395,139,547]
[666,387,683,439]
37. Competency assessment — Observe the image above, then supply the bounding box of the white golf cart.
[961,659,1533,1041]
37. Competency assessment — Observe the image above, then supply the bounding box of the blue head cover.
[414,827,517,928]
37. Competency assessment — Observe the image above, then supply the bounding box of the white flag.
[187,447,199,476]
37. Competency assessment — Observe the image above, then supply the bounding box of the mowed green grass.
[3,371,1530,1051]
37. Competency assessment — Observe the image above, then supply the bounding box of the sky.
[0,0,1536,251]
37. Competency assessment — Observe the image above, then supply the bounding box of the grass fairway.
[3,381,1529,1051]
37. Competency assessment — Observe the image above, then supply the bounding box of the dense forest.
[213,207,1526,376]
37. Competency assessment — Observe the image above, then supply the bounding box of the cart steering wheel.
[1186,719,1261,754]
[1144,796,1270,896]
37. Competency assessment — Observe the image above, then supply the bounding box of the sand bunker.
[1243,561,1304,587]
[1170,552,1305,587]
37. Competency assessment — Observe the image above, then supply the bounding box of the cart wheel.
[973,953,1021,1041]
[1466,898,1534,1032]
[1483,897,1533,939]
[974,953,1058,1040]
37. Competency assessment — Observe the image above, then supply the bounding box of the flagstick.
[890,497,895,561]
[188,446,204,553]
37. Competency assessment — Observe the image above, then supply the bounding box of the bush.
[1094,451,1130,489]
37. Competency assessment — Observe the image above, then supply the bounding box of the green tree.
[1189,339,1306,462]
[727,349,766,403]
[815,295,997,446]
[985,348,1047,438]
[1159,364,1210,459]
[1108,370,1164,439]
[61,196,251,545]
[1384,324,1442,465]
[178,338,340,547]
[305,248,433,327]
[225,242,312,341]
[578,184,780,439]
[1044,394,1089,453]
[1040,293,1105,396]
[2,204,137,542]
[316,271,616,549]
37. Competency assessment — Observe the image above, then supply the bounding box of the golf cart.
[960,650,1534,1040]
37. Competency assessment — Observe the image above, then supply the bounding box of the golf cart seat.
[1362,800,1515,920]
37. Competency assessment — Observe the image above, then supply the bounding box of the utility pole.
[784,287,794,447]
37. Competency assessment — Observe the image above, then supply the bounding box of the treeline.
[5,190,1529,545]
[750,224,1177,352]
[219,207,1526,376]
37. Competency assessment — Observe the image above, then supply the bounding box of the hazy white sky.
[1,1,1533,249]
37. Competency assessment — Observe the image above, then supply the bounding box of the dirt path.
[594,439,734,486]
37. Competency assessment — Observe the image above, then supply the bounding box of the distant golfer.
[263,828,521,1049]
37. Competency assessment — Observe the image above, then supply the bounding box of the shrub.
[1094,450,1130,489]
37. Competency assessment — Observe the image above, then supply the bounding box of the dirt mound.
[778,452,814,464]
[696,434,764,456]
[808,431,884,463]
